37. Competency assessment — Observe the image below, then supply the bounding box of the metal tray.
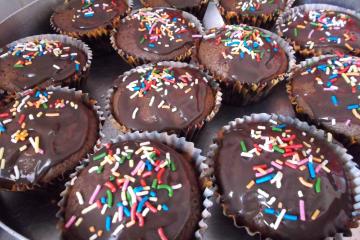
[0,0,359,239]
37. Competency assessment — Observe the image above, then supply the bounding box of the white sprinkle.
[0,159,5,170]
[70,176,78,185]
[228,191,233,198]
[76,192,84,205]
[112,212,119,223]
[75,217,83,227]
[273,209,286,230]
[112,224,124,236]
[89,233,98,240]
[327,132,333,142]
[88,166,99,173]
[101,204,108,215]
[298,190,304,198]
[172,184,182,190]
[257,189,269,198]
[52,64,60,70]
[132,107,139,119]
[267,196,276,205]
[149,96,155,106]
[158,100,165,108]
[81,203,97,214]
[14,165,20,179]
[142,207,150,217]
[140,141,150,146]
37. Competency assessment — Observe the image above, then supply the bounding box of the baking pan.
[0,0,359,239]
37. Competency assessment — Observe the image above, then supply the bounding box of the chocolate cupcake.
[110,7,203,66]
[217,0,294,27]
[198,25,295,105]
[58,132,210,240]
[209,113,359,240]
[107,61,222,140]
[51,0,131,39]
[276,4,360,58]
[0,87,101,191]
[288,55,360,148]
[0,34,92,96]
[140,0,209,17]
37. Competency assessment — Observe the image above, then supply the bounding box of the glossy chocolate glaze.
[142,0,203,9]
[111,65,216,133]
[198,26,288,84]
[220,0,287,16]
[0,41,87,94]
[114,8,199,61]
[290,56,360,142]
[0,89,99,189]
[215,121,352,240]
[52,0,128,33]
[63,140,202,240]
[279,10,360,55]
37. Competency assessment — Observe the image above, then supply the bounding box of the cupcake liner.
[2,85,105,192]
[200,26,296,106]
[275,4,360,58]
[205,113,360,239]
[57,131,214,239]
[215,0,295,28]
[287,54,360,148]
[105,61,222,140]
[110,7,205,67]
[50,0,133,40]
[5,34,93,91]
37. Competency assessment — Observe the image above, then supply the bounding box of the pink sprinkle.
[315,164,322,173]
[271,161,283,170]
[89,184,101,204]
[297,158,309,166]
[64,215,76,229]
[345,119,351,126]
[131,161,144,176]
[118,206,123,222]
[255,167,274,177]
[285,161,297,169]
[299,200,306,221]
[308,29,314,39]
[122,179,129,192]
[192,34,203,38]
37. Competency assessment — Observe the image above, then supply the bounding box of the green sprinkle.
[126,192,132,206]
[273,145,285,154]
[272,127,283,132]
[97,165,104,174]
[294,28,298,37]
[157,184,174,197]
[126,153,132,160]
[109,175,115,181]
[139,36,145,44]
[93,152,107,161]
[315,178,321,193]
[240,140,247,152]
[120,155,126,164]
[13,64,24,68]
[150,152,156,160]
[170,161,176,172]
[151,179,158,189]
[42,103,48,109]
[106,190,113,207]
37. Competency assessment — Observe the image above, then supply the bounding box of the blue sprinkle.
[308,162,316,179]
[347,104,359,110]
[148,43,155,48]
[329,74,338,80]
[240,52,245,59]
[101,197,106,204]
[283,214,298,221]
[133,86,140,91]
[149,191,156,197]
[276,123,287,129]
[105,215,111,231]
[146,160,153,171]
[137,196,149,213]
[331,95,339,106]
[173,17,177,22]
[133,187,143,193]
[162,204,169,211]
[75,63,80,72]
[264,208,275,215]
[255,174,275,184]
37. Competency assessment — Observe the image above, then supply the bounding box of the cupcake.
[210,113,359,240]
[198,25,295,105]
[218,0,294,27]
[107,61,221,140]
[0,34,92,95]
[58,132,208,240]
[0,87,101,191]
[276,4,360,58]
[110,7,203,66]
[51,0,130,39]
[288,55,360,148]
[140,0,209,17]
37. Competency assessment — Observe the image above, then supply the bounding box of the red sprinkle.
[136,213,144,227]
[18,114,26,124]
[145,202,157,213]
[158,227,168,240]
[157,168,165,184]
[104,181,116,193]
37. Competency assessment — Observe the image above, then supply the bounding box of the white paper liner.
[139,0,210,15]
[56,131,213,239]
[110,7,205,66]
[204,113,360,239]
[1,85,104,192]
[5,34,93,91]
[50,0,134,38]
[105,61,222,140]
[275,4,360,56]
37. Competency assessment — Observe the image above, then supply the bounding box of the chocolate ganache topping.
[63,140,201,240]
[198,25,288,84]
[52,0,129,33]
[111,64,216,133]
[0,89,99,189]
[279,9,360,55]
[141,0,203,9]
[0,38,87,93]
[220,0,288,16]
[215,118,352,240]
[290,55,360,141]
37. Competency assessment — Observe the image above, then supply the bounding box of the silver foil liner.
[105,61,222,140]
[275,4,360,56]
[110,7,205,67]
[5,34,93,91]
[204,113,360,239]
[57,131,213,239]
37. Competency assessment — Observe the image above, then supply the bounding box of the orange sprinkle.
[311,209,320,220]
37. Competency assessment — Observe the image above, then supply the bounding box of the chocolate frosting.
[0,40,87,94]
[63,140,201,240]
[220,0,287,15]
[52,0,128,33]
[290,56,360,142]
[0,89,98,188]
[215,121,352,240]
[279,9,360,55]
[142,0,203,9]
[115,8,199,60]
[111,65,216,133]
[198,25,288,84]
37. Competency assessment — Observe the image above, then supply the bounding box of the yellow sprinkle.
[112,172,120,177]
[313,157,322,163]
[299,177,313,188]
[35,136,40,153]
[0,147,4,159]
[45,113,60,117]
[246,180,255,189]
[345,43,354,51]
[0,159,5,170]
[311,209,320,220]
[36,112,43,118]
[75,217,83,227]
[297,24,306,29]
[19,145,27,152]
[352,109,360,120]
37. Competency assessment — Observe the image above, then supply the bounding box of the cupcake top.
[62,139,201,239]
[278,8,360,55]
[198,25,288,84]
[219,0,288,16]
[290,55,360,141]
[141,0,204,9]
[214,117,352,240]
[110,63,217,133]
[112,8,201,62]
[0,38,88,94]
[51,0,129,35]
[0,88,99,190]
